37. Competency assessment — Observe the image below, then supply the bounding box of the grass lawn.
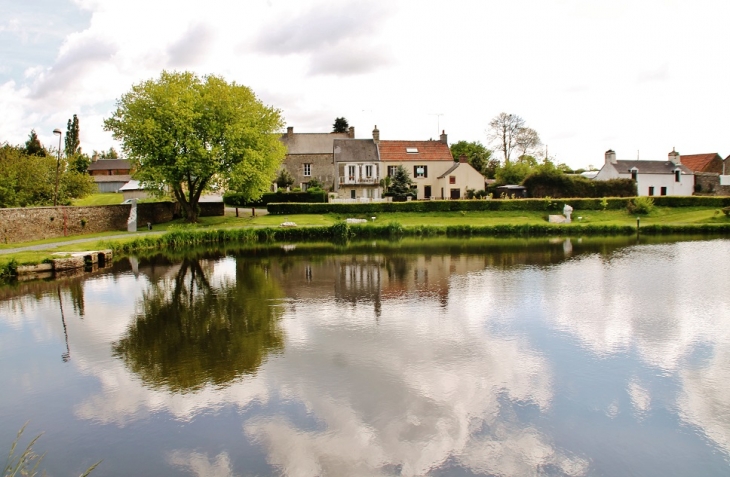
[2,206,729,271]
[72,193,125,206]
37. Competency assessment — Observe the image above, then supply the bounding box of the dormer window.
[630,167,638,181]
[406,148,418,154]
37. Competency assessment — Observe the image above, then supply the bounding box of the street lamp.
[53,128,62,206]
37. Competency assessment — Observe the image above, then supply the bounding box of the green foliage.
[68,153,91,174]
[628,196,655,214]
[332,117,349,133]
[0,144,55,207]
[388,165,416,197]
[93,147,119,160]
[59,170,96,202]
[104,70,286,222]
[449,141,493,176]
[23,130,46,157]
[495,160,534,185]
[65,114,81,157]
[522,169,636,198]
[274,168,294,189]
[224,190,327,207]
[306,177,323,190]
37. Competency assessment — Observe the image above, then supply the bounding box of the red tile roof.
[680,153,722,173]
[378,140,453,162]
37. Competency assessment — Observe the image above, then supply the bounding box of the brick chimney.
[668,147,680,165]
[348,126,355,138]
[372,125,380,143]
[459,154,468,163]
[605,149,617,165]
[287,126,293,139]
[440,130,447,144]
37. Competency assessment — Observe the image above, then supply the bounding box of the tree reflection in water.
[113,258,285,393]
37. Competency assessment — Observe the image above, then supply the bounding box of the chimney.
[605,149,617,165]
[668,147,680,165]
[92,153,99,162]
[348,126,355,138]
[459,154,468,164]
[440,130,447,144]
[372,125,380,143]
[287,126,293,139]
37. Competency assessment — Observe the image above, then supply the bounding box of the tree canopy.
[486,113,542,164]
[104,70,286,222]
[332,117,349,133]
[449,140,495,177]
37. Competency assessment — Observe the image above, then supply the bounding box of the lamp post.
[53,128,62,206]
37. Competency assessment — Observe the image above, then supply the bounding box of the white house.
[594,149,694,196]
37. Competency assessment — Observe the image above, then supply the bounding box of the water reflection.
[113,258,285,393]
[1,237,730,475]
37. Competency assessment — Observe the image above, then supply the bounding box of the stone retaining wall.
[0,201,224,244]
[694,172,730,196]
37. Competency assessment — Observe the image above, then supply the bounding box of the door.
[450,188,460,199]
[350,189,356,199]
[424,185,431,199]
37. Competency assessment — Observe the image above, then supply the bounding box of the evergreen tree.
[332,117,349,133]
[24,129,47,157]
[389,165,415,196]
[65,114,81,156]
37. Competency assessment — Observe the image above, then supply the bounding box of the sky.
[1,0,729,169]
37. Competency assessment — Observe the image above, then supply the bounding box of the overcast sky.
[1,0,728,169]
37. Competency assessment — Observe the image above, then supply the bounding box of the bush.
[522,170,636,198]
[628,196,655,214]
[224,190,327,207]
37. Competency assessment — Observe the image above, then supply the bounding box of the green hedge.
[223,190,327,207]
[522,172,636,198]
[266,196,730,215]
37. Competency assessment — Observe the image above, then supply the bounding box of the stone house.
[87,158,132,193]
[678,153,725,174]
[594,149,694,197]
[333,133,382,199]
[378,130,486,200]
[279,126,355,191]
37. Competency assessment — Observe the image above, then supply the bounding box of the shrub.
[628,196,655,214]
[224,190,327,207]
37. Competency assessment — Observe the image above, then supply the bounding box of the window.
[365,165,373,178]
[648,187,654,196]
[303,163,311,176]
[406,147,418,154]
[449,176,456,184]
[388,166,398,177]
[630,169,638,181]
[348,165,356,180]
[661,187,667,196]
[675,170,681,182]
[414,165,428,178]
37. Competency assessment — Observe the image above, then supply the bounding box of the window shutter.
[413,166,417,177]
[424,166,428,178]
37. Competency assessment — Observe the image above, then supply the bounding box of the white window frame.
[365,165,373,178]
[304,163,311,177]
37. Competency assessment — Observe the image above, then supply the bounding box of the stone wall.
[694,172,730,196]
[283,154,335,189]
[0,201,224,244]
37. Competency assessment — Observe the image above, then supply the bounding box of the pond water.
[1,237,729,476]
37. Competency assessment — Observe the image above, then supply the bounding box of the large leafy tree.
[65,114,81,157]
[332,117,349,133]
[104,71,286,222]
[449,140,493,176]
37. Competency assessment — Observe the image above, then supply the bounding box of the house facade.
[679,153,725,174]
[87,158,132,193]
[594,149,694,197]
[379,131,486,200]
[279,126,354,191]
[333,134,381,199]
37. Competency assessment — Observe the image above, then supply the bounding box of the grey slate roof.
[333,139,379,163]
[280,133,350,155]
[87,159,131,171]
[92,175,132,183]
[615,160,693,175]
